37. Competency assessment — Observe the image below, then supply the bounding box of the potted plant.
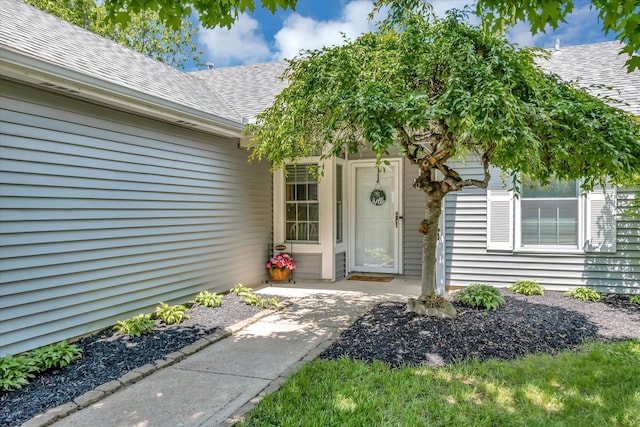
[267,252,296,281]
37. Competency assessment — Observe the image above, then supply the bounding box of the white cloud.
[507,21,546,47]
[273,0,376,60]
[198,14,271,66]
[507,3,611,49]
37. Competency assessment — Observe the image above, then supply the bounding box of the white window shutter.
[487,189,514,250]
[585,188,617,253]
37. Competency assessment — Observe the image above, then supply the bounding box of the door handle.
[395,212,403,228]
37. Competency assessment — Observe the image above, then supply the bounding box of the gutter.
[0,47,245,139]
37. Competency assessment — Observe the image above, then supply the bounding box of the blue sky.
[194,0,615,70]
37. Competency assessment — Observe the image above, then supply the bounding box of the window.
[285,164,319,242]
[487,178,617,254]
[336,164,343,243]
[521,180,579,248]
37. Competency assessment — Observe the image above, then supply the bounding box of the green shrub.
[154,302,190,325]
[508,280,544,296]
[629,295,640,304]
[195,290,223,308]
[115,314,155,337]
[29,340,82,371]
[1,341,83,391]
[0,354,38,391]
[456,283,505,311]
[231,284,279,308]
[564,287,602,302]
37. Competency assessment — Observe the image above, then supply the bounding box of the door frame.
[348,158,403,274]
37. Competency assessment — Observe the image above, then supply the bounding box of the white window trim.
[275,159,322,246]
[513,184,586,254]
[273,157,335,280]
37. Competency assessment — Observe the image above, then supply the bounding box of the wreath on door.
[370,170,386,206]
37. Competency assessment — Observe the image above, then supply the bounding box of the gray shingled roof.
[2,0,637,127]
[537,41,640,116]
[191,61,290,121]
[0,0,240,123]
[198,41,639,120]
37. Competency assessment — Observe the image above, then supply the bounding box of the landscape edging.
[20,299,297,427]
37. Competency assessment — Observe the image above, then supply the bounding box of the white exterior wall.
[442,159,639,293]
[0,81,272,355]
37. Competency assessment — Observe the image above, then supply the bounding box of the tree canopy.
[103,0,297,29]
[246,0,639,302]
[99,0,638,72]
[26,0,202,69]
[476,0,640,71]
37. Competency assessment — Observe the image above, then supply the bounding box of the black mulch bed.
[1,294,282,427]
[2,290,638,427]
[321,291,640,368]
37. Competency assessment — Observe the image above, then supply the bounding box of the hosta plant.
[456,284,505,311]
[565,287,602,302]
[508,280,544,296]
[29,340,82,371]
[115,314,156,337]
[194,290,223,308]
[154,302,190,325]
[0,354,39,391]
[231,284,278,308]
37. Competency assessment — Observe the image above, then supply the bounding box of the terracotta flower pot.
[269,268,291,281]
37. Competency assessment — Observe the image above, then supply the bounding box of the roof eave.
[0,47,245,139]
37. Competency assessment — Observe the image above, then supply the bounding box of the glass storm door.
[350,160,401,274]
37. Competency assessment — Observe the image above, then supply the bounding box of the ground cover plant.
[232,284,279,308]
[0,341,82,392]
[239,340,640,427]
[509,280,544,296]
[115,314,155,337]
[1,288,281,426]
[455,283,505,311]
[565,287,603,302]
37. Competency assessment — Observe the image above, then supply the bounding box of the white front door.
[349,159,402,274]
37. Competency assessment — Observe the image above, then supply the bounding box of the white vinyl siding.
[0,81,272,355]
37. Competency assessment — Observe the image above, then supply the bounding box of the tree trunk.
[406,189,456,317]
[420,192,443,296]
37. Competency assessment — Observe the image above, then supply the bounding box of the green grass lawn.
[239,340,640,426]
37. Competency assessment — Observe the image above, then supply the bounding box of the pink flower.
[267,252,296,270]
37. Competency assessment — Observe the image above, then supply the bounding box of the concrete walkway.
[43,278,420,427]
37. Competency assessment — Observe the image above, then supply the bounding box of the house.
[194,42,640,294]
[1,0,638,355]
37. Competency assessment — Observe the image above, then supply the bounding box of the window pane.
[308,183,318,200]
[522,199,578,246]
[286,222,296,240]
[309,203,319,222]
[309,222,319,241]
[298,204,308,221]
[286,204,296,221]
[523,180,577,198]
[285,184,295,201]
